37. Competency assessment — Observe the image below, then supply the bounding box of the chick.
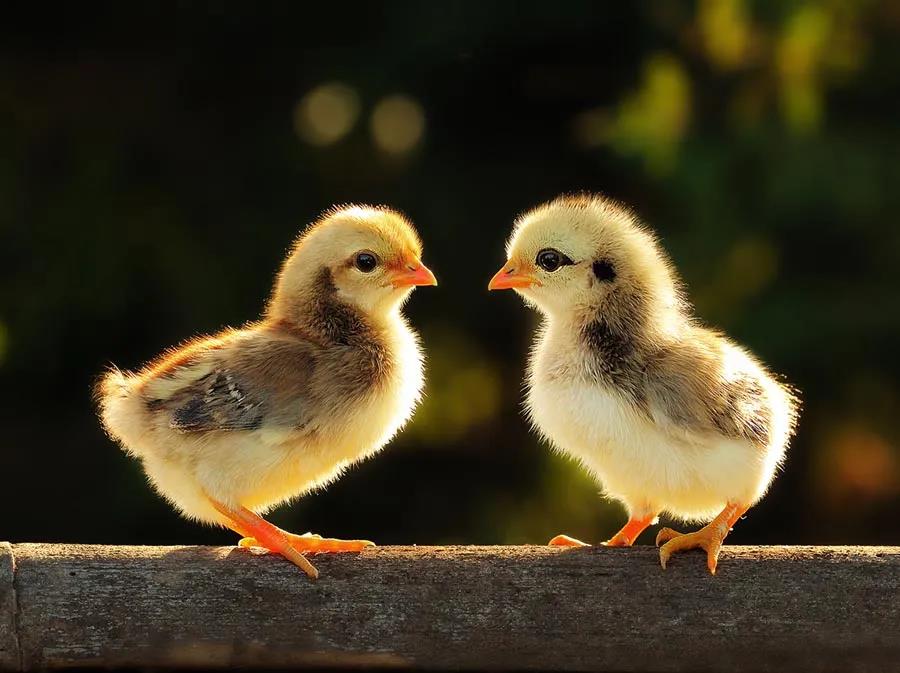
[489,194,797,573]
[97,205,437,579]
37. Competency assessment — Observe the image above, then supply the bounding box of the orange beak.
[488,264,541,291]
[391,262,438,288]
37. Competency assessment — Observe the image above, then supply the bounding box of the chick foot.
[209,499,320,579]
[240,532,374,554]
[655,526,725,573]
[656,503,748,574]
[550,511,660,548]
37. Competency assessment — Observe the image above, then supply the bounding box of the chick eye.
[592,259,616,282]
[354,251,379,272]
[536,248,573,272]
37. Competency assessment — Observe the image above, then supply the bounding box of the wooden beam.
[2,543,899,671]
[0,544,17,672]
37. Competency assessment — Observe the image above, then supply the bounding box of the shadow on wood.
[1,543,899,671]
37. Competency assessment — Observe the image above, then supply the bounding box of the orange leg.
[655,502,749,574]
[209,499,320,579]
[549,511,659,548]
[209,499,375,580]
[603,512,659,547]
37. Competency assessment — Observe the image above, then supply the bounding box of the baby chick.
[489,194,797,573]
[97,205,436,579]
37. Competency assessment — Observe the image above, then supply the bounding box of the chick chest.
[527,332,766,520]
[313,318,423,456]
[528,325,684,500]
[259,319,424,497]
[528,360,647,462]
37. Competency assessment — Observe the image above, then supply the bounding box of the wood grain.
[2,543,899,671]
[0,544,17,671]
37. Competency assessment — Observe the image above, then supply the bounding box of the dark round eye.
[354,251,378,272]
[592,259,616,282]
[536,248,573,272]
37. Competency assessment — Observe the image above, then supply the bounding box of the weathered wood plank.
[3,543,900,671]
[0,544,18,671]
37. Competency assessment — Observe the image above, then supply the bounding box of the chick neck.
[268,267,392,347]
[554,280,684,362]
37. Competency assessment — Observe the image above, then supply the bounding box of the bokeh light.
[817,423,899,509]
[573,53,690,173]
[0,321,8,367]
[698,0,755,71]
[776,5,830,133]
[408,325,501,443]
[370,95,425,155]
[695,238,780,319]
[293,82,361,146]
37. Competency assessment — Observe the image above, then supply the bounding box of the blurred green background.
[2,1,899,548]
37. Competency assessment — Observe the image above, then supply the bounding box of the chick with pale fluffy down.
[489,194,798,574]
[96,205,437,579]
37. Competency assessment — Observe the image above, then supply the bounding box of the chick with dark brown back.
[97,205,437,579]
[489,194,798,573]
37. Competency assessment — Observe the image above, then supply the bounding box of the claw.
[657,529,722,572]
[654,503,748,574]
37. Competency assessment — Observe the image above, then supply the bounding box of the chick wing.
[143,329,317,434]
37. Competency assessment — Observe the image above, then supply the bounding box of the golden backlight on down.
[490,194,798,574]
[96,205,436,579]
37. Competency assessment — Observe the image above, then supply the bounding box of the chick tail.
[94,365,129,402]
[94,366,145,449]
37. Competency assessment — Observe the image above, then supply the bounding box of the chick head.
[271,205,436,320]
[490,194,682,329]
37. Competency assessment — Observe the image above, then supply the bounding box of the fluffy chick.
[97,205,437,578]
[489,194,797,573]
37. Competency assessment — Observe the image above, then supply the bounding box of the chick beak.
[391,262,438,288]
[488,264,541,291]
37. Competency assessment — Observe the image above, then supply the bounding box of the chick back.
[643,326,798,452]
[95,318,424,524]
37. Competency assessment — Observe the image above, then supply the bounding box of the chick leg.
[208,499,319,579]
[549,511,659,548]
[655,502,749,574]
[603,512,659,547]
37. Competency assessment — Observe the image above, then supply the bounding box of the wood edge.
[8,542,900,556]
[0,543,20,672]
[4,542,900,671]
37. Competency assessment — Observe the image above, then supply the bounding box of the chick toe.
[657,528,723,574]
[238,532,373,556]
[654,527,685,546]
[284,532,375,554]
[548,534,590,547]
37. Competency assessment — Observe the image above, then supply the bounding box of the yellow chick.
[97,205,437,579]
[489,194,798,573]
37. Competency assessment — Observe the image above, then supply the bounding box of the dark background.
[2,2,899,548]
